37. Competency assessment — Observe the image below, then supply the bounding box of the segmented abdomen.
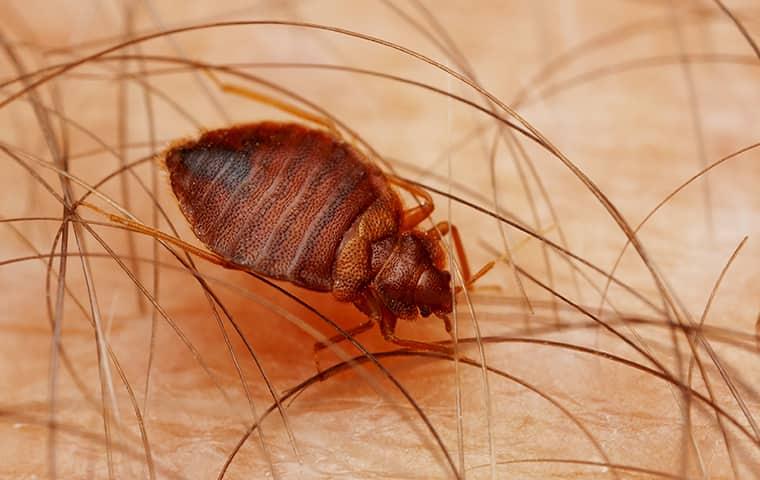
[165,122,383,290]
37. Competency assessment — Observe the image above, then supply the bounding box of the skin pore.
[0,1,758,479]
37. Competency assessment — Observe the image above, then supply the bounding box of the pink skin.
[1,2,758,479]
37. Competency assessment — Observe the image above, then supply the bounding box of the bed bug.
[161,121,482,354]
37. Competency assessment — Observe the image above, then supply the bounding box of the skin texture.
[1,1,759,479]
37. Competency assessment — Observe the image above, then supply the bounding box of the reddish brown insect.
[162,121,476,354]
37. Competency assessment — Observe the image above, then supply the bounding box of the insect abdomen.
[165,122,382,290]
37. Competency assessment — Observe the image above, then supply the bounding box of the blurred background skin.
[0,1,758,479]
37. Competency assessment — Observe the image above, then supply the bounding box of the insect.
[160,121,484,354]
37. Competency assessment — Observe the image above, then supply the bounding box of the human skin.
[0,1,758,479]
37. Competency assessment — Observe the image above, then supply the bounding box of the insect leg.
[427,221,495,291]
[456,224,556,292]
[81,202,235,270]
[313,319,375,354]
[464,261,496,290]
[378,311,453,355]
[203,69,340,135]
[367,295,452,355]
[388,175,435,230]
[426,221,472,283]
[313,319,375,374]
[388,178,495,289]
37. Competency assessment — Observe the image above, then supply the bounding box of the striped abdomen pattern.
[165,122,385,291]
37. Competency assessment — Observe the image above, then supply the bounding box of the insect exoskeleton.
[162,121,469,353]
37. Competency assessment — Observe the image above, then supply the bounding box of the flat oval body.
[164,122,392,291]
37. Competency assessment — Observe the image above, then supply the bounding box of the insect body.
[164,122,463,353]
